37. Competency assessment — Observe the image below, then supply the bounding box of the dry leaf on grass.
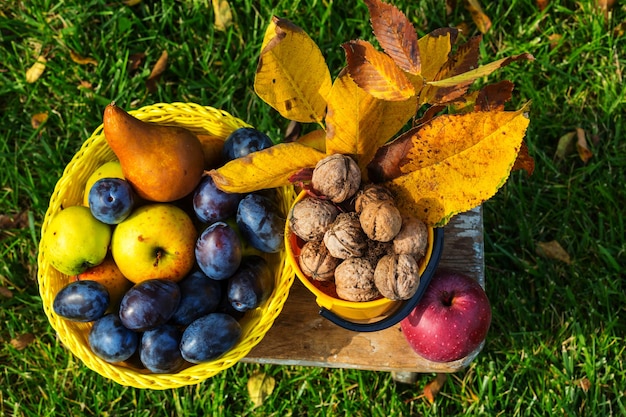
[465,0,492,33]
[536,240,571,264]
[536,0,549,11]
[26,56,46,83]
[31,113,48,130]
[0,212,30,230]
[423,373,448,403]
[212,0,233,31]
[10,333,36,350]
[0,286,14,298]
[576,127,593,163]
[128,52,146,72]
[146,50,168,92]
[247,372,275,408]
[70,50,97,66]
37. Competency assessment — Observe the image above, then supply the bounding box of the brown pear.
[102,103,205,202]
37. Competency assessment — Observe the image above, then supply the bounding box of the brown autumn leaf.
[596,0,615,19]
[465,0,492,33]
[0,211,29,230]
[31,112,48,130]
[423,373,447,403]
[212,0,233,32]
[512,141,535,176]
[536,240,571,264]
[10,333,36,350]
[537,0,549,11]
[446,0,457,15]
[548,34,563,50]
[70,50,97,66]
[0,286,14,298]
[146,50,168,93]
[576,127,593,163]
[26,56,46,83]
[128,52,146,72]
[123,0,142,5]
[343,39,415,102]
[364,0,420,75]
[475,80,515,111]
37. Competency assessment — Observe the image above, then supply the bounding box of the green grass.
[1,0,625,415]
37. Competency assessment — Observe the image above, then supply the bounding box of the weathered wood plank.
[243,206,484,373]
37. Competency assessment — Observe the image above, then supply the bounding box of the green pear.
[43,206,112,276]
[102,103,205,202]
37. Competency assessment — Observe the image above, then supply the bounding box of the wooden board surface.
[242,206,484,373]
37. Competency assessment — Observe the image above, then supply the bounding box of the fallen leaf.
[78,80,93,89]
[247,372,276,408]
[364,0,420,74]
[423,373,447,403]
[446,0,457,15]
[465,0,492,33]
[122,0,142,5]
[0,286,13,298]
[70,50,97,66]
[31,112,48,130]
[26,56,46,83]
[128,52,146,72]
[596,0,615,19]
[146,50,168,93]
[577,377,591,392]
[512,141,535,176]
[536,240,571,264]
[536,0,549,11]
[576,127,593,163]
[254,17,332,124]
[10,333,36,350]
[0,211,30,230]
[555,131,576,160]
[548,34,563,50]
[475,80,515,111]
[212,0,233,32]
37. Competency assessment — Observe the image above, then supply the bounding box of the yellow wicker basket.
[37,102,297,389]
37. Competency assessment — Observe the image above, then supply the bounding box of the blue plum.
[88,178,135,224]
[119,279,181,331]
[169,271,222,326]
[195,222,242,280]
[236,193,284,253]
[139,324,187,373]
[180,313,242,363]
[222,127,273,161]
[193,175,242,224]
[227,256,274,312]
[89,313,139,363]
[53,280,109,322]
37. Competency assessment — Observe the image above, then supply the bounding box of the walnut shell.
[374,253,420,301]
[311,154,361,203]
[334,258,380,302]
[298,240,341,282]
[289,197,339,241]
[359,200,402,242]
[355,184,394,213]
[393,215,428,258]
[323,212,368,259]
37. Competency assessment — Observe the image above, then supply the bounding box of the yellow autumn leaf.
[209,142,327,193]
[325,68,416,176]
[26,56,46,83]
[297,129,326,153]
[384,107,530,226]
[247,372,276,408]
[70,50,98,66]
[418,29,456,82]
[254,17,331,125]
[212,0,233,32]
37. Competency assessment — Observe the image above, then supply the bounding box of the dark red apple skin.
[400,269,492,363]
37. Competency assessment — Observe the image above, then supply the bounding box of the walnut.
[323,212,368,259]
[334,258,380,302]
[289,197,339,241]
[393,215,428,258]
[374,253,420,301]
[311,154,361,203]
[359,200,402,242]
[364,239,393,268]
[298,240,341,282]
[354,184,394,213]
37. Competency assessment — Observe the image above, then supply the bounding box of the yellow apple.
[111,203,197,283]
[74,255,133,307]
[83,160,125,206]
[43,205,112,276]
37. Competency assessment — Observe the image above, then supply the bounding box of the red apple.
[400,269,491,362]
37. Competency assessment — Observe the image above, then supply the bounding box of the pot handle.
[319,227,445,333]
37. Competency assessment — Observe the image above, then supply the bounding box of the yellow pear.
[102,103,205,202]
[82,160,125,206]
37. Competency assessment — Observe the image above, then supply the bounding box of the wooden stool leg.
[391,371,419,384]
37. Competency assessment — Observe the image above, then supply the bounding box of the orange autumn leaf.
[254,17,331,125]
[343,40,415,102]
[423,373,447,404]
[536,240,571,264]
[380,107,530,226]
[325,68,417,175]
[576,127,593,163]
[465,0,492,33]
[146,50,168,92]
[209,142,327,193]
[364,0,420,75]
[31,112,48,130]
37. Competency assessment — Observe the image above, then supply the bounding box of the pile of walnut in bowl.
[289,154,429,303]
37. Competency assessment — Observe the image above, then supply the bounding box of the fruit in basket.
[43,205,112,276]
[102,103,204,202]
[400,270,492,362]
[89,313,139,363]
[311,154,361,203]
[74,255,133,308]
[170,271,222,326]
[227,256,274,312]
[82,160,125,206]
[111,204,197,283]
[236,193,285,253]
[52,280,110,322]
[88,178,136,224]
[180,313,242,363]
[193,175,242,224]
[139,324,187,373]
[119,279,181,331]
[195,222,242,280]
[222,127,273,161]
